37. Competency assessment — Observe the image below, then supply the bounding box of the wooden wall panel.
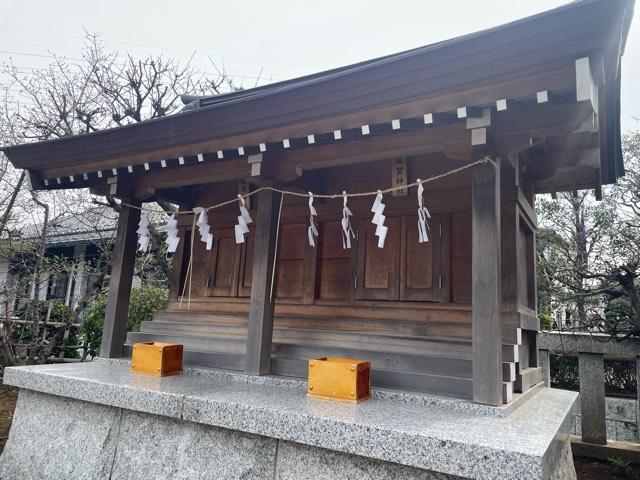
[517,223,530,308]
[275,224,306,301]
[450,212,472,303]
[179,154,475,306]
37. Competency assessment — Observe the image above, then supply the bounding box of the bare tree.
[0,33,244,366]
[536,129,640,338]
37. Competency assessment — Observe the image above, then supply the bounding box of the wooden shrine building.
[3,0,633,406]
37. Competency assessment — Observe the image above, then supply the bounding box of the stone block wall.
[570,396,639,443]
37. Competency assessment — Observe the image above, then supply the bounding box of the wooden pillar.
[100,202,140,358]
[472,158,503,405]
[579,352,607,444]
[245,189,282,375]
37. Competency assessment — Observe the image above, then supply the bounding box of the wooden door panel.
[191,230,213,297]
[317,222,352,301]
[405,225,433,289]
[400,215,445,301]
[355,217,400,300]
[207,228,241,297]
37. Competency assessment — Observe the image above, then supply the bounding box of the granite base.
[1,390,460,480]
[1,361,578,479]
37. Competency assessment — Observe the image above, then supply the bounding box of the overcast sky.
[1,0,638,132]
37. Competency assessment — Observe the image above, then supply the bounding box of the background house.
[0,206,117,314]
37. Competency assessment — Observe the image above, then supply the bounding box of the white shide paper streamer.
[234,195,253,244]
[194,207,214,250]
[308,192,319,247]
[371,190,388,248]
[136,213,151,252]
[341,191,355,249]
[416,179,431,243]
[164,214,180,253]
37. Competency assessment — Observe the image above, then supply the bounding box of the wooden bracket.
[576,57,599,115]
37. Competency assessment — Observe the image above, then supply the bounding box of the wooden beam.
[245,188,282,375]
[26,171,45,191]
[472,158,503,405]
[40,99,592,192]
[575,57,598,114]
[273,122,468,181]
[132,159,250,198]
[516,188,538,227]
[272,102,593,180]
[100,202,140,357]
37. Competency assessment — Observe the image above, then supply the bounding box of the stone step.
[143,316,471,339]
[163,301,472,324]
[128,328,472,359]
[125,330,473,380]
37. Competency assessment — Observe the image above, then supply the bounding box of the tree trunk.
[0,170,26,238]
[574,197,589,327]
[27,196,49,363]
[617,269,640,335]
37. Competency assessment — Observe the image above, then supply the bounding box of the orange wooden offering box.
[307,357,370,403]
[130,342,183,376]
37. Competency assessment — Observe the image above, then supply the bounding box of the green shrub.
[80,285,168,358]
[539,313,553,331]
[81,295,107,358]
[550,353,637,397]
[127,285,169,333]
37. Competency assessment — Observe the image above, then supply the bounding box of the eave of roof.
[1,0,634,181]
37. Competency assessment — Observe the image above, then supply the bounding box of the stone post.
[578,352,606,444]
[539,349,551,387]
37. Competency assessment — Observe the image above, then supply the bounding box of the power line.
[4,64,281,82]
[0,40,292,76]
[0,25,320,70]
[0,50,286,82]
[5,58,281,78]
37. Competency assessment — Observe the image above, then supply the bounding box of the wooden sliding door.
[205,227,253,297]
[355,214,448,302]
[400,215,448,301]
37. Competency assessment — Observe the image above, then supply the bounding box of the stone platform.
[1,360,577,479]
